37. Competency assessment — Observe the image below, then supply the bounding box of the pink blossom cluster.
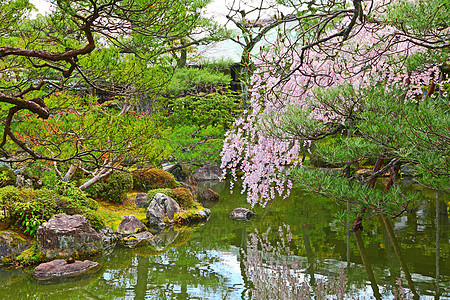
[221,0,442,207]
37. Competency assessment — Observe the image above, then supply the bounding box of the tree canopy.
[0,0,226,164]
[221,0,449,220]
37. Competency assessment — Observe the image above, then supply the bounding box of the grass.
[97,191,147,231]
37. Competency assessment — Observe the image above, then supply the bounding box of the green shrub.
[132,168,179,192]
[55,181,99,210]
[85,171,133,203]
[77,208,105,231]
[146,187,194,209]
[172,187,194,209]
[0,186,104,235]
[0,166,16,188]
[25,162,60,188]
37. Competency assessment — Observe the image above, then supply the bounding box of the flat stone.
[231,208,255,221]
[33,259,100,280]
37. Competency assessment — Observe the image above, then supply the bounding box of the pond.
[0,180,448,299]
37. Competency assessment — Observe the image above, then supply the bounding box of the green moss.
[171,188,194,209]
[15,243,46,265]
[173,205,208,225]
[97,200,147,231]
[0,230,27,247]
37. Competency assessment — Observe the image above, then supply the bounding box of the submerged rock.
[33,259,100,280]
[199,188,219,203]
[231,208,255,221]
[198,208,212,219]
[117,215,147,236]
[146,193,181,227]
[37,213,102,260]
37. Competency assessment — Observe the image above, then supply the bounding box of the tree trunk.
[78,164,113,191]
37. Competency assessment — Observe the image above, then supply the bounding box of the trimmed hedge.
[132,168,179,192]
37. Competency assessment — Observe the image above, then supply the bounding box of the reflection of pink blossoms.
[220,0,441,207]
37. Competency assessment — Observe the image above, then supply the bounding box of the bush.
[0,166,16,188]
[0,186,104,235]
[132,168,179,192]
[147,187,194,209]
[55,181,99,210]
[171,187,194,209]
[77,208,105,231]
[85,171,133,203]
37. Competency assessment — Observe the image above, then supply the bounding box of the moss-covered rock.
[0,230,30,265]
[147,187,194,210]
[14,242,46,266]
[37,213,103,260]
[173,204,211,225]
[171,188,194,209]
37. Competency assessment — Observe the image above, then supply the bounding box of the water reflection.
[0,181,447,299]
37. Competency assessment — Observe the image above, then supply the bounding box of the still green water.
[0,180,448,299]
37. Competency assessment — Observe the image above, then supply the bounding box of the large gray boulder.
[191,165,222,181]
[146,193,181,227]
[231,208,255,221]
[33,259,100,280]
[0,231,30,263]
[117,215,147,236]
[37,213,102,260]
